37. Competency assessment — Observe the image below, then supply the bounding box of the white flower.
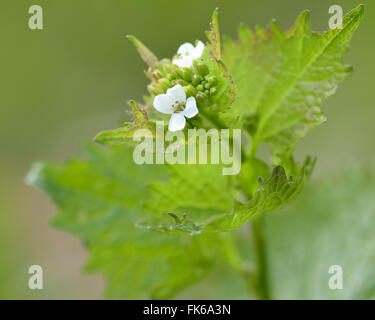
[173,41,204,68]
[153,84,198,132]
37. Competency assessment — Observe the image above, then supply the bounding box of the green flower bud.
[175,68,185,79]
[159,59,172,74]
[197,84,204,92]
[151,70,163,80]
[196,91,208,101]
[191,74,201,86]
[207,75,217,85]
[148,83,163,95]
[175,68,193,82]
[176,79,189,86]
[169,69,179,80]
[181,68,193,82]
[192,59,199,70]
[158,78,171,91]
[184,85,197,97]
[196,92,204,100]
[209,87,217,96]
[197,62,209,76]
[205,82,211,89]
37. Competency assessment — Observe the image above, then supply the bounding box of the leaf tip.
[299,9,311,28]
[127,35,158,67]
[25,162,44,186]
[93,131,105,144]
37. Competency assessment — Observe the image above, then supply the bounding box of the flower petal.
[193,41,205,59]
[166,84,186,103]
[168,113,186,132]
[183,96,198,118]
[173,56,193,68]
[153,94,174,114]
[177,42,195,56]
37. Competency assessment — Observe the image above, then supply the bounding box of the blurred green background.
[0,0,373,299]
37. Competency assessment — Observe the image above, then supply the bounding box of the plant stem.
[251,214,270,300]
[246,132,269,299]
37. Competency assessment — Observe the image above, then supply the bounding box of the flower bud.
[169,70,178,80]
[151,70,163,80]
[159,59,172,74]
[158,78,171,91]
[176,79,189,86]
[165,73,172,80]
[197,62,209,76]
[209,87,217,96]
[175,68,185,80]
[196,92,204,100]
[192,74,202,86]
[197,84,204,92]
[207,75,217,85]
[181,68,193,82]
[148,83,163,95]
[192,59,199,70]
[197,91,208,101]
[184,85,197,97]
[175,68,193,81]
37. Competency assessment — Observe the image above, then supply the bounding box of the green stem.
[251,214,270,300]
[247,130,269,299]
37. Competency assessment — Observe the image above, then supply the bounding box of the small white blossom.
[153,84,198,132]
[173,41,204,68]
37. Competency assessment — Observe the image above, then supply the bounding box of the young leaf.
[214,157,315,231]
[222,5,364,154]
[94,100,156,146]
[144,157,315,235]
[206,8,221,60]
[127,35,159,68]
[194,8,236,115]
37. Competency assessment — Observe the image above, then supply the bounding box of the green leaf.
[222,5,364,154]
[264,166,375,299]
[145,164,233,216]
[144,157,315,235]
[26,145,229,299]
[127,35,158,68]
[206,8,221,60]
[140,163,234,235]
[94,100,156,146]
[193,8,236,116]
[219,157,315,230]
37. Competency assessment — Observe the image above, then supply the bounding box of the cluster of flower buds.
[147,59,218,103]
